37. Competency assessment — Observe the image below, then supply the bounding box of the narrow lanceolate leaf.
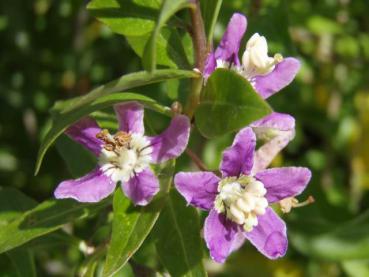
[103,161,175,277]
[153,190,207,277]
[201,0,223,44]
[35,69,199,175]
[0,198,110,254]
[289,209,369,260]
[142,0,193,71]
[7,248,37,277]
[195,69,272,138]
[0,187,37,227]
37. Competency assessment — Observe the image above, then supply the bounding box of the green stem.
[185,0,207,118]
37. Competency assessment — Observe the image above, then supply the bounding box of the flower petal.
[220,127,256,177]
[148,115,190,163]
[244,207,288,259]
[114,101,145,135]
[174,171,220,210]
[250,113,295,174]
[255,167,312,203]
[54,168,115,202]
[204,209,243,263]
[204,52,216,78]
[254,57,300,99]
[214,13,247,65]
[251,112,295,131]
[65,117,103,156]
[122,168,159,206]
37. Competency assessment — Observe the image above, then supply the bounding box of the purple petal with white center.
[204,209,243,263]
[250,113,295,174]
[65,117,103,156]
[214,13,247,66]
[204,52,216,78]
[244,207,288,259]
[255,167,311,203]
[114,101,145,135]
[174,171,220,210]
[54,168,115,202]
[220,127,256,178]
[254,57,301,99]
[121,168,159,206]
[148,115,190,164]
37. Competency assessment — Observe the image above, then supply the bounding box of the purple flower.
[174,115,311,263]
[204,13,300,99]
[55,101,190,206]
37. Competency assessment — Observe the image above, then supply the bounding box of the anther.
[279,196,315,213]
[114,131,131,147]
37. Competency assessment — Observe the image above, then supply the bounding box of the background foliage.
[1,0,369,276]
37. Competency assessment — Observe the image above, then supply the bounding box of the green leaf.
[195,69,272,138]
[289,209,369,260]
[87,0,161,37]
[342,260,369,277]
[35,69,199,175]
[103,161,175,277]
[7,248,36,277]
[142,0,193,71]
[153,190,207,277]
[201,0,223,44]
[127,27,191,69]
[0,187,37,227]
[56,135,96,178]
[0,198,110,254]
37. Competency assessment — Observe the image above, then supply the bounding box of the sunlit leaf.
[201,0,223,43]
[195,69,272,138]
[0,198,110,254]
[87,0,161,37]
[142,0,193,71]
[103,161,175,277]
[153,190,207,277]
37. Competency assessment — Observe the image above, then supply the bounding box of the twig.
[185,148,208,171]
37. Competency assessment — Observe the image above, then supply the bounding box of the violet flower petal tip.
[220,127,256,178]
[254,57,301,99]
[251,112,295,131]
[256,167,312,203]
[244,208,288,259]
[148,115,191,164]
[65,117,103,156]
[114,101,145,135]
[174,171,220,210]
[204,209,242,263]
[121,168,160,206]
[214,13,247,65]
[54,168,116,203]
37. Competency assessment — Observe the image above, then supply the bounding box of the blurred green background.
[1,0,369,276]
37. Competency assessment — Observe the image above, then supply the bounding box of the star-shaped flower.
[55,101,190,206]
[174,121,311,262]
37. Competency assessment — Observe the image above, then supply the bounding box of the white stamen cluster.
[214,33,283,80]
[97,130,152,183]
[241,33,283,79]
[214,176,268,232]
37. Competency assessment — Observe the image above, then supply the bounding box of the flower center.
[241,33,283,79]
[96,130,152,183]
[214,175,268,232]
